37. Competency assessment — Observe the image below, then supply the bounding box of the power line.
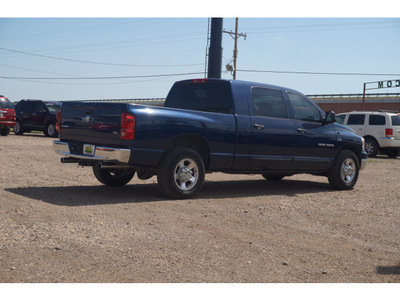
[244,20,400,35]
[0,63,83,77]
[237,69,400,76]
[0,19,151,41]
[6,32,205,58]
[0,47,203,68]
[0,71,205,80]
[2,69,399,81]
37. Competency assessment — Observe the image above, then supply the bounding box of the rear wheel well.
[165,135,209,166]
[364,135,379,145]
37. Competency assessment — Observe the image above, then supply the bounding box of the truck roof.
[175,78,308,98]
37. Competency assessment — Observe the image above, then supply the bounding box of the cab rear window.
[165,81,233,114]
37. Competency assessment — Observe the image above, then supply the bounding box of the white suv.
[337,111,400,158]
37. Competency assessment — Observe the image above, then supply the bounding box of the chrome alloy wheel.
[365,141,374,155]
[47,123,56,136]
[173,158,199,191]
[14,122,21,133]
[340,157,356,184]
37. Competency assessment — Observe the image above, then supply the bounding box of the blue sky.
[1,2,400,101]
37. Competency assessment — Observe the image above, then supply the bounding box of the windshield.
[0,98,13,109]
[391,115,400,126]
[45,102,61,113]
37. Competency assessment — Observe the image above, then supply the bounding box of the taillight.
[121,113,135,140]
[56,111,61,133]
[192,79,208,83]
[386,128,393,138]
[10,109,16,121]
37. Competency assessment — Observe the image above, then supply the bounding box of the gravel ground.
[0,133,399,283]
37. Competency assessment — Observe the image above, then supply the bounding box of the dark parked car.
[14,100,61,137]
[0,95,16,136]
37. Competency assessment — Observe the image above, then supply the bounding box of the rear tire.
[328,150,359,190]
[0,127,10,136]
[384,149,399,158]
[93,163,135,187]
[44,122,58,137]
[262,174,284,181]
[157,147,205,199]
[14,121,23,135]
[365,138,378,157]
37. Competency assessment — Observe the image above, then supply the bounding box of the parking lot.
[0,133,399,282]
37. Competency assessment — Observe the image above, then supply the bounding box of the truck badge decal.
[318,143,334,147]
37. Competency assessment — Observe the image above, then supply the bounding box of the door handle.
[297,128,307,133]
[253,124,264,130]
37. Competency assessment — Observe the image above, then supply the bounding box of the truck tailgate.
[60,102,127,145]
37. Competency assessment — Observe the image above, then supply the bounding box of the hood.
[334,123,356,134]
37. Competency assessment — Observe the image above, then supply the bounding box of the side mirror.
[324,111,336,124]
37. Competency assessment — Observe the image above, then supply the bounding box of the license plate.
[83,144,95,156]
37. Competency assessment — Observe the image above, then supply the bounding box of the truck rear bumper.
[53,141,131,164]
[0,121,16,128]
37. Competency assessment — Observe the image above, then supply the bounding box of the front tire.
[328,150,359,190]
[157,148,205,199]
[93,163,135,187]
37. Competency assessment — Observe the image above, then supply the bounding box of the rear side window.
[36,102,47,112]
[347,114,365,125]
[165,81,233,114]
[45,102,61,113]
[252,87,287,119]
[392,115,400,126]
[23,102,37,113]
[369,115,386,125]
[287,93,322,122]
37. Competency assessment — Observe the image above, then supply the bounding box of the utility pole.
[207,18,223,79]
[223,18,247,80]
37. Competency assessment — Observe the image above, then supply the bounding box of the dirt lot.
[0,133,399,283]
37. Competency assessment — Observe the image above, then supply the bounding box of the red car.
[0,95,16,136]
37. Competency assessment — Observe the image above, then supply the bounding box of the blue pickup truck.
[53,79,367,198]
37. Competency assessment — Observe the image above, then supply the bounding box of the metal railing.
[58,93,400,104]
[308,93,400,100]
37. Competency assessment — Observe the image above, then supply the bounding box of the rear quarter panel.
[128,105,237,169]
